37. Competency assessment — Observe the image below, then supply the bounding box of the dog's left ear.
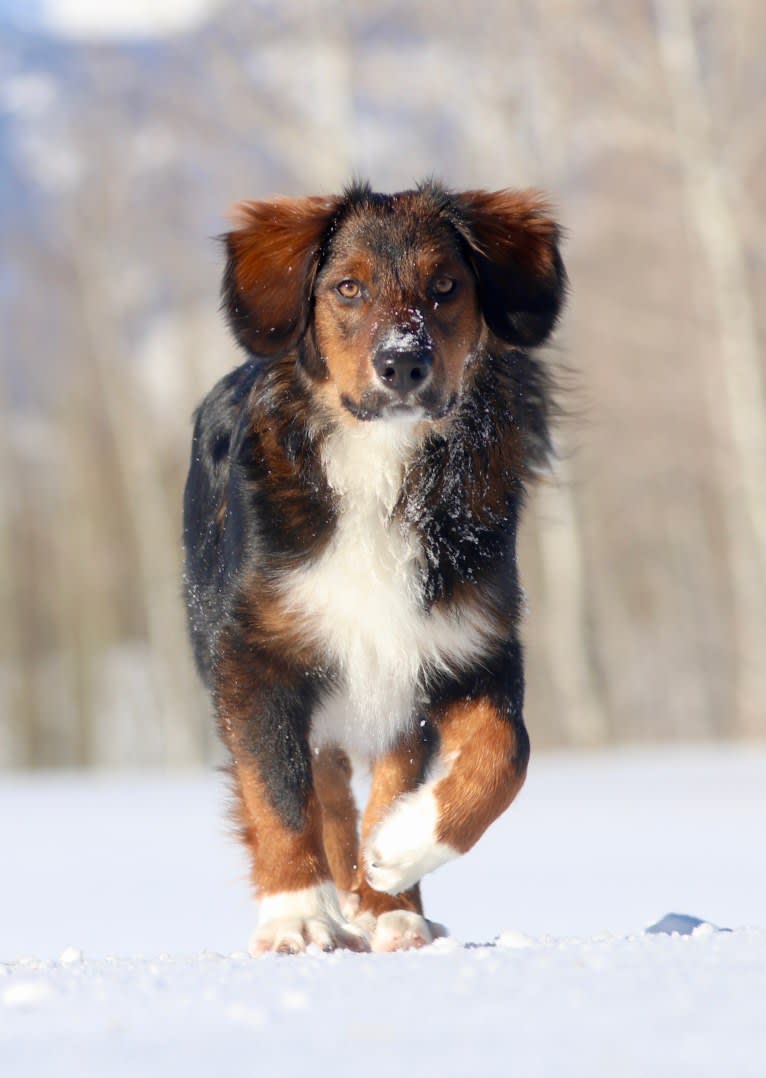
[222,195,343,357]
[452,189,566,348]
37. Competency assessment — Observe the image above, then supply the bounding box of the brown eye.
[432,276,456,297]
[337,279,361,299]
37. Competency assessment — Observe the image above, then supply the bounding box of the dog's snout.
[373,348,433,397]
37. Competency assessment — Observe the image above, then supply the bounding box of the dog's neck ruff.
[278,417,498,758]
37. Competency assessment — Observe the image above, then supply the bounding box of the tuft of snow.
[279,989,309,1011]
[496,928,536,950]
[59,946,84,966]
[3,979,54,1008]
[377,321,430,354]
[226,1002,266,1029]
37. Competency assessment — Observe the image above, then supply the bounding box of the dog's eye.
[336,279,361,299]
[431,276,456,297]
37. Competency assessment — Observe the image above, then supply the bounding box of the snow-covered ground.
[2,745,765,1076]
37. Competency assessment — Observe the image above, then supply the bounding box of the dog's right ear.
[222,195,343,358]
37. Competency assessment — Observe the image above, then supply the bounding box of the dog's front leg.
[219,663,369,955]
[353,732,446,951]
[364,692,529,897]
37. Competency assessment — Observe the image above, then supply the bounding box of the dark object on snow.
[645,913,732,935]
[183,180,566,954]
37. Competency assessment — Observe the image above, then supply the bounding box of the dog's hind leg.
[218,648,369,956]
[313,747,359,898]
[228,759,369,955]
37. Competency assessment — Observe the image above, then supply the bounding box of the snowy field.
[2,745,765,1076]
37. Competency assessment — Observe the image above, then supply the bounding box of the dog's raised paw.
[364,787,458,894]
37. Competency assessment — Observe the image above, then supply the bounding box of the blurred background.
[1,0,764,769]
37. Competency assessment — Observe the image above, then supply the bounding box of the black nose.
[373,348,432,397]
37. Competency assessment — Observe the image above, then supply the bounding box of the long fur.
[182,179,566,951]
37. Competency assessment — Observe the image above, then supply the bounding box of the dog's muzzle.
[373,346,433,400]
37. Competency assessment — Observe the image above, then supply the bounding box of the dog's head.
[223,181,565,423]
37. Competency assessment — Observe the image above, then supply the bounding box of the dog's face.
[223,182,565,425]
[311,205,483,421]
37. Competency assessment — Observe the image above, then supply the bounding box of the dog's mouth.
[340,391,459,424]
[383,402,426,420]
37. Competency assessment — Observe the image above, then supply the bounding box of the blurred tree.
[0,0,764,766]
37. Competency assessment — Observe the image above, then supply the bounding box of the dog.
[183,180,566,954]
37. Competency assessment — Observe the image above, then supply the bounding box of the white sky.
[3,0,223,38]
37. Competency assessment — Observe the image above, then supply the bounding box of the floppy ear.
[452,189,566,348]
[222,195,343,357]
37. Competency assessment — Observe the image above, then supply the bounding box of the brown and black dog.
[183,181,566,953]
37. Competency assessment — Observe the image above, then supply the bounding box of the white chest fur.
[278,420,497,758]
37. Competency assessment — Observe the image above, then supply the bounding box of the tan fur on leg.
[313,747,359,894]
[433,698,528,853]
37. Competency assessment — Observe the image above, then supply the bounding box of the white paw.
[250,883,370,956]
[364,786,458,895]
[370,910,448,953]
[250,916,368,955]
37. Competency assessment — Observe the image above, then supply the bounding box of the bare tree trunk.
[69,252,206,766]
[303,0,353,188]
[653,0,766,736]
[0,383,28,766]
[534,467,610,744]
[518,1,610,745]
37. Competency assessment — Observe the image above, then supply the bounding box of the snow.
[1,745,765,1076]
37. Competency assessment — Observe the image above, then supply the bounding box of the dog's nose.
[373,348,432,397]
